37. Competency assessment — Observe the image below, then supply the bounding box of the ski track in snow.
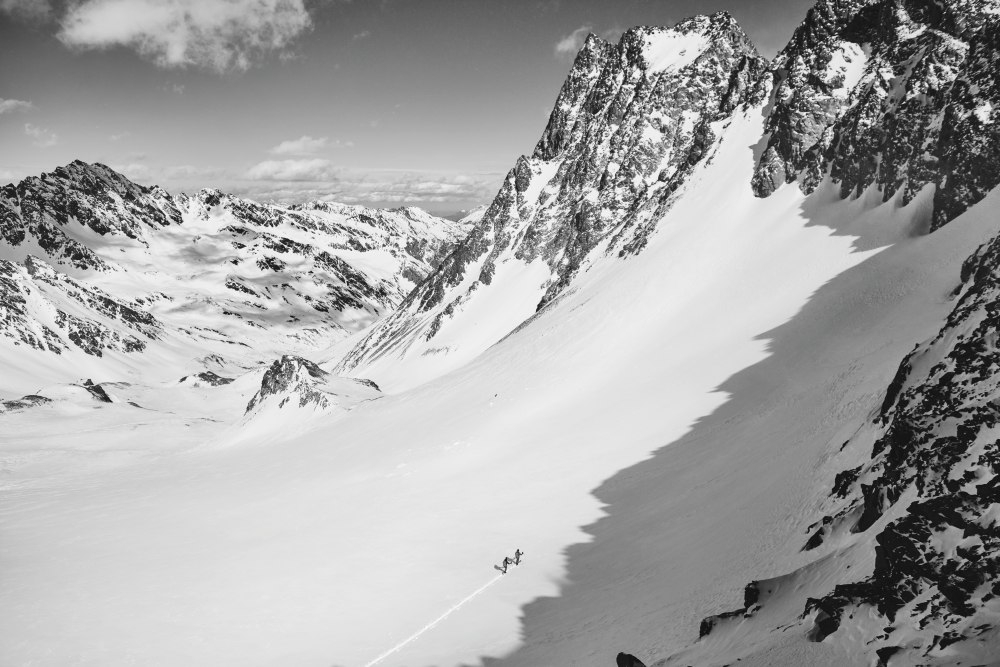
[362,574,503,667]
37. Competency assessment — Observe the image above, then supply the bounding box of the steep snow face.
[792,217,1000,661]
[337,12,769,390]
[679,188,1000,667]
[754,0,1000,230]
[0,163,469,393]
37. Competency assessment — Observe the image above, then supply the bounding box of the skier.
[513,549,523,565]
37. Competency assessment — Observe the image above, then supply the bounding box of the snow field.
[5,102,998,667]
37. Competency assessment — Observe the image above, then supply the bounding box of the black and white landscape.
[3,1,1000,665]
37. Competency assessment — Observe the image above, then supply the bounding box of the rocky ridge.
[753,0,1000,231]
[0,160,182,271]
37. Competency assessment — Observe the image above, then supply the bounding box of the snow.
[4,107,1000,667]
[642,29,709,73]
[827,41,868,94]
[974,100,994,124]
[520,159,561,206]
[0,105,879,667]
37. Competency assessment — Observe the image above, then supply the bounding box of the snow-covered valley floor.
[3,107,996,667]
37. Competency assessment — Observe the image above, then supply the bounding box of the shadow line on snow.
[475,184,964,667]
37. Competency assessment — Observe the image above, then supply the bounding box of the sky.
[0,0,818,215]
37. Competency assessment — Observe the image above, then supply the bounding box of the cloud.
[352,29,370,41]
[268,135,354,155]
[57,0,315,73]
[164,164,227,180]
[112,162,153,181]
[0,0,53,21]
[24,123,57,147]
[554,25,592,57]
[237,165,503,207]
[554,25,622,59]
[0,98,34,115]
[269,135,326,155]
[246,158,337,181]
[110,131,131,141]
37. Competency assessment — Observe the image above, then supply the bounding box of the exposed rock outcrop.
[753,0,1000,231]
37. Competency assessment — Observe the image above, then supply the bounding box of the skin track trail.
[362,574,504,667]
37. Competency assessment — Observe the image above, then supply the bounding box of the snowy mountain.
[336,12,769,389]
[4,1,1000,667]
[0,161,469,391]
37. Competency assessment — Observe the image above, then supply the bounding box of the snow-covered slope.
[673,185,1000,666]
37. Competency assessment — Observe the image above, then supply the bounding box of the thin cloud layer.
[0,0,52,21]
[269,135,330,155]
[239,168,503,206]
[57,0,315,73]
[0,98,34,115]
[24,123,58,147]
[246,158,337,181]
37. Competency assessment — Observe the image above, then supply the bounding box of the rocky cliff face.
[753,0,1000,231]
[338,12,768,380]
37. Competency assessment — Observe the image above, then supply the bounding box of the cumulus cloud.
[24,123,57,147]
[57,0,315,73]
[0,98,34,115]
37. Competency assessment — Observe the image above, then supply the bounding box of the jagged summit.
[1,160,183,270]
[337,12,768,388]
[534,12,759,161]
